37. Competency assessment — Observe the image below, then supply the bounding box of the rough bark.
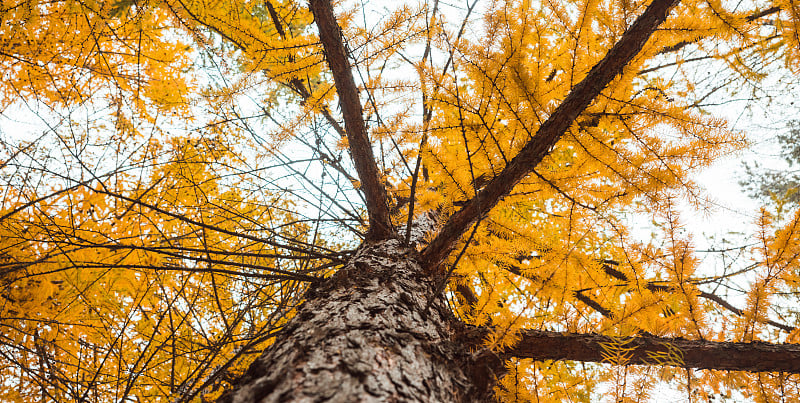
[219,241,800,402]
[218,240,492,402]
[462,327,800,374]
[309,0,394,241]
[421,0,681,269]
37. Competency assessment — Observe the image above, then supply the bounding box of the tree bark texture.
[218,240,491,403]
[220,241,800,402]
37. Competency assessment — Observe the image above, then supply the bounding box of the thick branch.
[463,327,800,374]
[309,0,394,241]
[745,6,781,21]
[421,0,681,268]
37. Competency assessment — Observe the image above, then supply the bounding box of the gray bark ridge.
[219,239,483,402]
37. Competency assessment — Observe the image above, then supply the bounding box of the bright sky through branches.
[2,0,800,400]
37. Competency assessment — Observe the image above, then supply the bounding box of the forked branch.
[420,0,681,269]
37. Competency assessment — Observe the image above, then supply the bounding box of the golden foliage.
[1,0,800,400]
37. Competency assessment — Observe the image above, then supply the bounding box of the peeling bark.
[218,240,492,402]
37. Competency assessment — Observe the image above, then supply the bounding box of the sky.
[2,2,799,400]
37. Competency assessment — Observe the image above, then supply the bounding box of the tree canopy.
[2,0,800,401]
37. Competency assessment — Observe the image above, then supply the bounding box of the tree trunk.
[218,239,800,402]
[218,239,494,402]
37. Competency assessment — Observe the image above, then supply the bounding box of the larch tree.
[2,0,800,401]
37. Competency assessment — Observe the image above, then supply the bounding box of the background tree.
[2,0,800,401]
[742,120,800,210]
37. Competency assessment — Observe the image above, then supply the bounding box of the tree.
[742,120,800,209]
[2,0,800,401]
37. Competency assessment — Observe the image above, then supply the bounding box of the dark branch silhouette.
[421,0,681,269]
[309,0,394,241]
[463,327,800,374]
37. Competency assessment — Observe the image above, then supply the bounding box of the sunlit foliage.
[2,0,800,400]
